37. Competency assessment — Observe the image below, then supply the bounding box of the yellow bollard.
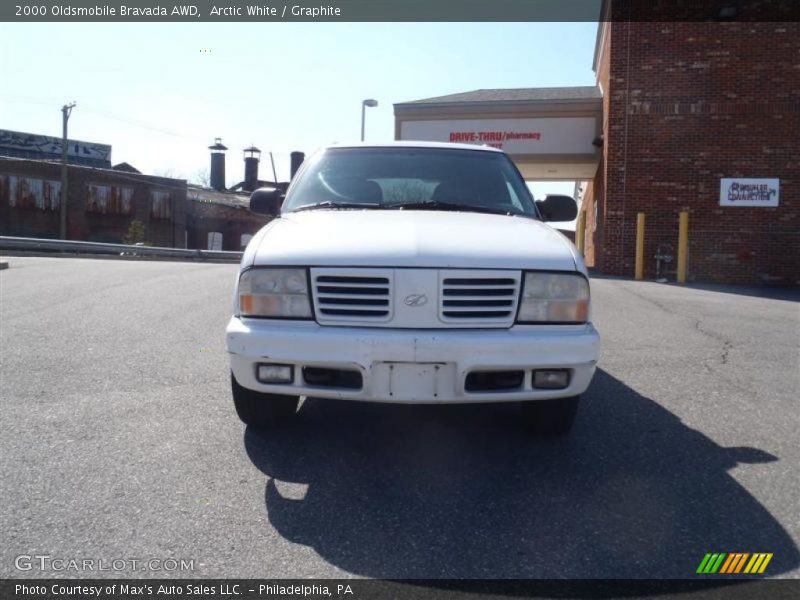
[677,211,689,284]
[635,213,645,280]
[576,211,586,256]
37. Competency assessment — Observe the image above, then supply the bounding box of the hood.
[249,210,578,271]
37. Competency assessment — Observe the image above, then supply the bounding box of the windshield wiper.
[383,200,516,216]
[292,201,382,212]
[292,199,520,216]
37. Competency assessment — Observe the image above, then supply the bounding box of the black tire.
[231,372,299,428]
[520,396,580,436]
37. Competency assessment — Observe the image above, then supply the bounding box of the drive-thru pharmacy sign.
[720,178,779,207]
[400,117,597,155]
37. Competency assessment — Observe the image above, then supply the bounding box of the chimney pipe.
[243,146,261,192]
[290,151,305,179]
[209,137,228,191]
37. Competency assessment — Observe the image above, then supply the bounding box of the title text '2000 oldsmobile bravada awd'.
[226,142,600,435]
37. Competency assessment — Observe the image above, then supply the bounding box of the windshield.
[282,147,538,218]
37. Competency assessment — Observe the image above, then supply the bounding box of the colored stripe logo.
[697,553,773,574]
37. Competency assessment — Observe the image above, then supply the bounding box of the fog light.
[533,369,570,389]
[257,363,293,383]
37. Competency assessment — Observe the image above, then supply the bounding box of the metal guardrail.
[0,236,243,261]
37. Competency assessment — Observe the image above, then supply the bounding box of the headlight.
[238,268,312,318]
[517,272,589,323]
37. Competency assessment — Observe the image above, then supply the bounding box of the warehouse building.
[0,131,188,248]
[0,130,275,250]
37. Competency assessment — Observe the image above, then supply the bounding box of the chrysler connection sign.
[720,178,780,207]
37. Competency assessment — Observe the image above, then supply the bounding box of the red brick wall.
[580,21,611,269]
[0,158,188,248]
[594,15,800,284]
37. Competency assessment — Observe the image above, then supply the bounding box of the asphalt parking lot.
[1,256,798,579]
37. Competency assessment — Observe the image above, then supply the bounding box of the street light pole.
[59,102,76,240]
[360,98,378,141]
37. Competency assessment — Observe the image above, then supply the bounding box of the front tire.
[231,373,299,428]
[520,396,580,436]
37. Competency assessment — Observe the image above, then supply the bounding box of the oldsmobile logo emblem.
[403,293,429,307]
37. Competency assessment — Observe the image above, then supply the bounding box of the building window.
[86,184,133,215]
[150,190,171,219]
[240,234,253,249]
[6,175,61,211]
[207,231,223,250]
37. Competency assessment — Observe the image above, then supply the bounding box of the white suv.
[226,142,600,435]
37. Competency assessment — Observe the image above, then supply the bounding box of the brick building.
[0,130,276,250]
[395,1,799,284]
[187,185,267,251]
[183,140,282,251]
[581,3,799,284]
[0,155,187,247]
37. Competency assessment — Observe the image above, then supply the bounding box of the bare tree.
[191,168,210,187]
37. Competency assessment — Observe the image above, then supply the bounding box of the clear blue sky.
[0,22,599,196]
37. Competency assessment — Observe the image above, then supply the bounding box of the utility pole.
[59,102,76,239]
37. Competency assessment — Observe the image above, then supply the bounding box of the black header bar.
[3,1,800,23]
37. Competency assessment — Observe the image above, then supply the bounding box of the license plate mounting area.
[372,362,455,402]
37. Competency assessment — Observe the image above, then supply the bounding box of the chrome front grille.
[312,268,393,324]
[310,268,520,328]
[439,270,521,326]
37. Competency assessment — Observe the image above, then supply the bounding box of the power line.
[2,95,297,156]
[81,106,208,142]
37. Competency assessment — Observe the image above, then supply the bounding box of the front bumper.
[226,318,600,404]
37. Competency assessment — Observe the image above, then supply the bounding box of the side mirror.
[249,187,284,216]
[536,194,578,222]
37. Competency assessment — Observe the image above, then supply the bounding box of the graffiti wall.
[0,129,111,167]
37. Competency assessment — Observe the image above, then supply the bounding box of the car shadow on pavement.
[243,369,799,579]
